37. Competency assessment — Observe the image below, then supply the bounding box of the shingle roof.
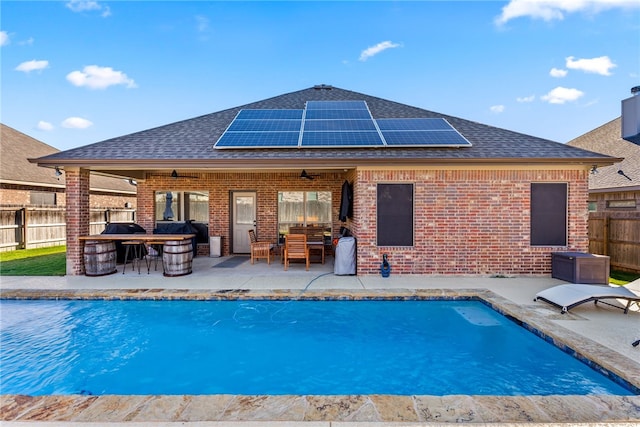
[567,117,640,190]
[1,124,136,193]
[35,86,613,167]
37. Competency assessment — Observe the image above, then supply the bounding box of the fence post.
[17,208,26,249]
[603,213,610,256]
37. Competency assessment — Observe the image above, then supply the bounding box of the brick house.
[32,86,616,276]
[1,123,137,208]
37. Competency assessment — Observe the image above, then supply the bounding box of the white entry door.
[232,192,256,253]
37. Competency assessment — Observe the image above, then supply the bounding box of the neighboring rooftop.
[33,86,613,172]
[567,117,640,191]
[1,124,136,194]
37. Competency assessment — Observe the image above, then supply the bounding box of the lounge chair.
[248,230,274,264]
[534,283,640,314]
[284,233,309,271]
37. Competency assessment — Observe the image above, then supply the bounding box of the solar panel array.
[214,101,472,149]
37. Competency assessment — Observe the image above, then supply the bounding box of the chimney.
[621,86,640,143]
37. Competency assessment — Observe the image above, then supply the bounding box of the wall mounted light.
[617,169,632,181]
[590,165,598,174]
[171,170,178,179]
[55,166,62,177]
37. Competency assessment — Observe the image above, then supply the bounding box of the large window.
[377,183,413,246]
[278,191,331,242]
[530,183,567,246]
[155,191,208,222]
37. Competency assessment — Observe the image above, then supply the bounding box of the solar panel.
[376,118,452,131]
[306,101,368,110]
[301,131,384,147]
[381,130,472,147]
[213,101,472,149]
[305,110,372,120]
[215,132,300,148]
[236,109,303,120]
[304,119,377,131]
[228,119,302,132]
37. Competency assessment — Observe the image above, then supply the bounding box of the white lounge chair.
[534,283,640,314]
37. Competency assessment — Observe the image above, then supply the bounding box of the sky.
[2,0,639,151]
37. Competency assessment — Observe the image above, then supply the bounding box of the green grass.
[0,246,67,276]
[610,270,640,286]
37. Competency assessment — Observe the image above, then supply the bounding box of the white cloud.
[549,67,567,78]
[37,121,54,131]
[517,95,535,103]
[66,1,111,17]
[18,37,34,46]
[196,15,210,33]
[61,117,93,129]
[495,0,639,25]
[490,105,505,113]
[541,86,584,104]
[15,59,49,73]
[0,31,9,46]
[359,41,401,61]
[67,65,137,89]
[565,55,616,76]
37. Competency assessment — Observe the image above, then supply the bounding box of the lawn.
[0,246,66,276]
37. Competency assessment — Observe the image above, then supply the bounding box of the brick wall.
[67,166,589,276]
[0,186,134,208]
[353,168,589,275]
[65,168,91,275]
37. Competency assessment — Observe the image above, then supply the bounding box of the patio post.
[65,167,91,275]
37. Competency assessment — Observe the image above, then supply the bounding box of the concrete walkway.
[1,255,639,426]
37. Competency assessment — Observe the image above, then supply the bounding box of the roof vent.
[313,84,333,90]
[621,87,640,142]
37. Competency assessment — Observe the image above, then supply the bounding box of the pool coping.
[1,288,639,424]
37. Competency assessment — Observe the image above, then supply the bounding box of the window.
[606,200,636,209]
[377,183,413,246]
[530,183,567,246]
[155,191,208,222]
[278,191,331,242]
[30,191,56,205]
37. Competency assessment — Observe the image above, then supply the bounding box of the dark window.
[530,183,567,246]
[30,191,56,205]
[377,183,413,246]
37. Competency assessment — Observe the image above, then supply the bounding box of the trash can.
[210,236,222,257]
[334,236,356,275]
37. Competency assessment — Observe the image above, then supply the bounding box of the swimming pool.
[0,298,633,396]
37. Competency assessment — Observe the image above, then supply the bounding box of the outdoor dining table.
[79,234,196,276]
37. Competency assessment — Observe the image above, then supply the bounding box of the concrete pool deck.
[1,255,639,426]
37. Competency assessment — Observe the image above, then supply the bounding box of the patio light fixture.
[171,170,178,179]
[55,166,62,177]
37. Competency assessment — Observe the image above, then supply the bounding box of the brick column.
[65,167,90,275]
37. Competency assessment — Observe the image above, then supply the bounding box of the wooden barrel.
[162,240,193,277]
[84,240,117,276]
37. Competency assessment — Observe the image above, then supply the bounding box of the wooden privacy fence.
[0,206,136,251]
[588,211,640,273]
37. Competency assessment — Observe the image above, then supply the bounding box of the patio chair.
[534,283,640,314]
[248,229,274,264]
[284,233,310,271]
[306,227,325,264]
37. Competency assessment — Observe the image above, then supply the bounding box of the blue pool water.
[0,299,632,396]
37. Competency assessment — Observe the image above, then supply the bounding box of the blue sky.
[2,0,639,151]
